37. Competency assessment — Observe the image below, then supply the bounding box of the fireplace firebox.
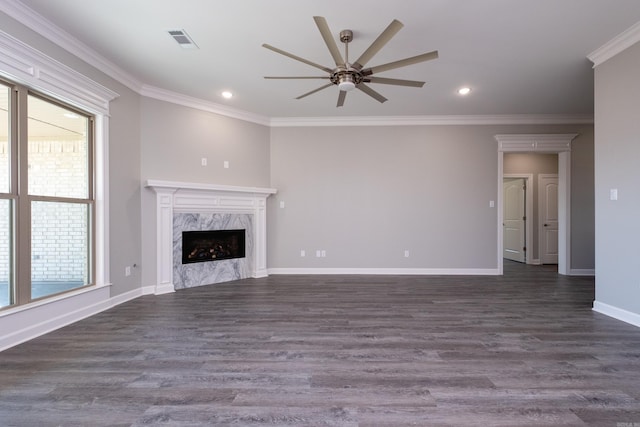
[182,229,246,264]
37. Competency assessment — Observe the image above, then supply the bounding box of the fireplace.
[146,180,276,294]
[182,229,245,264]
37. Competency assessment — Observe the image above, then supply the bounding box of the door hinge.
[523,246,526,252]
[522,216,526,221]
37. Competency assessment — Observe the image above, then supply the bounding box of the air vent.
[168,29,198,49]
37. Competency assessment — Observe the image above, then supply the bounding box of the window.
[0,80,94,309]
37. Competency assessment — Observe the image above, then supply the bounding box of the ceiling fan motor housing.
[331,66,363,92]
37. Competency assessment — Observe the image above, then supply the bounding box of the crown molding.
[140,85,271,127]
[269,114,593,127]
[588,20,640,67]
[0,0,143,93]
[0,29,118,114]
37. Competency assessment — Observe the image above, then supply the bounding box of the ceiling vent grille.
[168,30,198,49]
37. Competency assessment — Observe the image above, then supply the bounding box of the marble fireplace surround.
[146,180,277,294]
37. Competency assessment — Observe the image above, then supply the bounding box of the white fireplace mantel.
[146,180,277,294]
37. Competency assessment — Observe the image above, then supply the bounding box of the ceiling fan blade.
[337,90,347,107]
[262,43,333,73]
[365,76,425,87]
[264,76,330,80]
[353,19,403,70]
[313,16,344,66]
[362,50,439,76]
[357,83,388,103]
[295,83,334,100]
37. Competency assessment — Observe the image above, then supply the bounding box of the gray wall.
[268,124,594,271]
[139,97,271,288]
[594,41,640,315]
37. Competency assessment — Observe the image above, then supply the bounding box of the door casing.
[495,134,577,275]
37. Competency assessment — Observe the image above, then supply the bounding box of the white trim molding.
[145,180,277,294]
[496,133,577,153]
[269,268,500,276]
[588,21,640,67]
[496,133,578,275]
[140,85,271,127]
[270,114,593,128]
[593,301,640,328]
[0,29,118,115]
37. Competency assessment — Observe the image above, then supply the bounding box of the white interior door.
[503,178,526,263]
[539,174,558,264]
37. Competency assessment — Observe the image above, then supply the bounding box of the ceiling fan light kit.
[263,16,438,107]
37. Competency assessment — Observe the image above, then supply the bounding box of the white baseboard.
[141,285,157,295]
[154,283,176,295]
[268,268,500,275]
[593,301,640,328]
[0,283,144,352]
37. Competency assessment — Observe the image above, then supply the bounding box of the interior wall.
[593,41,640,320]
[139,97,271,289]
[504,153,558,263]
[268,123,594,272]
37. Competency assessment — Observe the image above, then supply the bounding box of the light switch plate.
[610,188,618,201]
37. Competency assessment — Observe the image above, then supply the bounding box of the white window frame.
[0,30,118,301]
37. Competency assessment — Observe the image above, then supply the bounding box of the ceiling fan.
[262,16,438,107]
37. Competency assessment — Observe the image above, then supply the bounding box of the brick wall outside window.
[0,139,87,283]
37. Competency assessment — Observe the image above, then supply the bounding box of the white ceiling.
[9,0,640,120]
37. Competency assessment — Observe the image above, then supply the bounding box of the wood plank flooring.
[1,262,640,426]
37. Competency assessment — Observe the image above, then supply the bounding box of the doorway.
[502,175,533,263]
[495,133,577,275]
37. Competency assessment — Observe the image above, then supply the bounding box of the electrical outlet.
[300,250,305,257]
[404,250,410,258]
[321,250,326,257]
[223,160,230,169]
[125,266,131,276]
[201,157,207,166]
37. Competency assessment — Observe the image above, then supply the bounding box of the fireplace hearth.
[182,229,245,264]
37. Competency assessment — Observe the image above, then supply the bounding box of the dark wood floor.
[1,262,640,426]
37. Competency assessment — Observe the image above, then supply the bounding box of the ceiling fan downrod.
[334,29,359,91]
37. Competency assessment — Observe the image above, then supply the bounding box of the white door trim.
[503,174,534,264]
[496,134,577,275]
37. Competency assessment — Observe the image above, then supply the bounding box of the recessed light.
[221,91,233,99]
[458,87,471,95]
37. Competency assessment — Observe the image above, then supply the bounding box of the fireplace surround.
[146,180,277,294]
